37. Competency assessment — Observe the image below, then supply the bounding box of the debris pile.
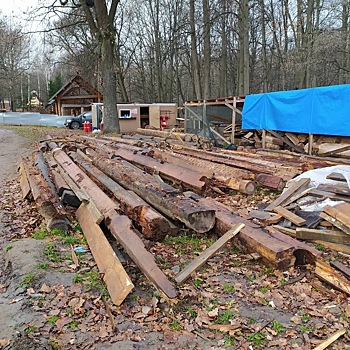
[19,133,350,307]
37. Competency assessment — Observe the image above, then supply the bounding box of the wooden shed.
[47,75,102,116]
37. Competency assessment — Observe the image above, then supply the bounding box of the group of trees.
[0,0,349,129]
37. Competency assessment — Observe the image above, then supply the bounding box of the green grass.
[24,325,35,334]
[68,321,79,328]
[185,307,197,318]
[301,313,311,323]
[259,286,268,294]
[32,229,50,240]
[315,243,325,251]
[47,315,59,324]
[214,310,235,324]
[169,320,182,331]
[73,274,83,283]
[5,245,13,252]
[223,284,236,292]
[247,332,266,346]
[20,273,36,288]
[36,262,49,270]
[44,243,62,263]
[272,320,285,334]
[300,325,314,333]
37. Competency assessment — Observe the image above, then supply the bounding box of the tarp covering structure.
[242,84,350,136]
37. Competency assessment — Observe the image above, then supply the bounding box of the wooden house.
[47,75,102,116]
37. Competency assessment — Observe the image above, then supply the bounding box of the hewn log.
[70,152,172,240]
[135,127,196,141]
[76,204,134,305]
[106,146,206,192]
[105,210,177,299]
[21,158,70,233]
[19,161,31,199]
[184,194,296,269]
[51,149,177,298]
[88,150,216,233]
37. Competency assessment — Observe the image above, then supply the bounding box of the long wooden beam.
[51,148,177,298]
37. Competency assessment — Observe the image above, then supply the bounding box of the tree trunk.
[202,0,211,99]
[190,0,202,99]
[91,154,216,233]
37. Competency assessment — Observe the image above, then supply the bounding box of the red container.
[84,121,92,132]
[100,122,104,132]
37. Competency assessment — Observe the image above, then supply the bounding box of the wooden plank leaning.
[175,223,245,284]
[76,203,134,306]
[265,178,311,211]
[51,148,177,299]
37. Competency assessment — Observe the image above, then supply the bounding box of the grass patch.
[36,262,49,270]
[32,229,50,240]
[223,284,236,292]
[44,243,62,263]
[214,310,235,324]
[247,332,266,346]
[5,245,13,252]
[272,320,285,334]
[47,315,59,324]
[169,319,182,331]
[20,273,37,288]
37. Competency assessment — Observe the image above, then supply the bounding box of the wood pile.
[19,133,350,305]
[248,174,350,295]
[241,130,350,159]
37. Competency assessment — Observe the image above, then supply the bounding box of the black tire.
[70,121,80,130]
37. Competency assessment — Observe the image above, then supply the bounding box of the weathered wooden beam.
[19,161,31,199]
[175,223,245,284]
[105,146,206,192]
[330,261,350,279]
[315,257,350,295]
[88,151,216,233]
[273,206,306,226]
[188,196,296,269]
[105,210,177,299]
[265,178,311,211]
[320,212,350,236]
[323,204,350,231]
[70,152,172,240]
[51,149,177,298]
[21,158,70,233]
[313,328,346,350]
[295,228,350,244]
[76,204,134,305]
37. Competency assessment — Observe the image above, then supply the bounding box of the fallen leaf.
[0,339,10,347]
[208,307,219,318]
[55,317,73,331]
[40,284,52,293]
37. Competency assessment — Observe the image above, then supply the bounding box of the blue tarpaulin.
[242,84,350,136]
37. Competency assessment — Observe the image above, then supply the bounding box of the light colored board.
[320,212,350,236]
[313,240,350,255]
[315,258,350,296]
[76,204,134,306]
[313,328,346,350]
[265,178,310,211]
[274,206,306,226]
[19,162,31,199]
[175,223,245,284]
[323,205,350,231]
[272,225,296,237]
[295,228,350,244]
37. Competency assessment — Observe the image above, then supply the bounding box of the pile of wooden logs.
[19,133,350,305]
[242,130,350,159]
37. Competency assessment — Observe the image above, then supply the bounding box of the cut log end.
[187,209,216,233]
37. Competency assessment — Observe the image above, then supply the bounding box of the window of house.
[119,109,132,119]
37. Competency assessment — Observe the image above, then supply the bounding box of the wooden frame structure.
[47,75,103,116]
[184,96,245,144]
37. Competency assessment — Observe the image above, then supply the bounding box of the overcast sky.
[1,0,40,17]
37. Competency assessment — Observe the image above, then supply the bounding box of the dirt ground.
[0,126,350,350]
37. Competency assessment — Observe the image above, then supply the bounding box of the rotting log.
[105,146,207,192]
[87,150,216,233]
[184,193,296,269]
[70,152,172,240]
[50,149,177,298]
[76,204,134,305]
[105,210,177,299]
[21,158,70,233]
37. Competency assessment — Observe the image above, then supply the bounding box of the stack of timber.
[245,173,350,295]
[20,134,350,303]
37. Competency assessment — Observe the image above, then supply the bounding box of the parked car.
[64,111,92,129]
